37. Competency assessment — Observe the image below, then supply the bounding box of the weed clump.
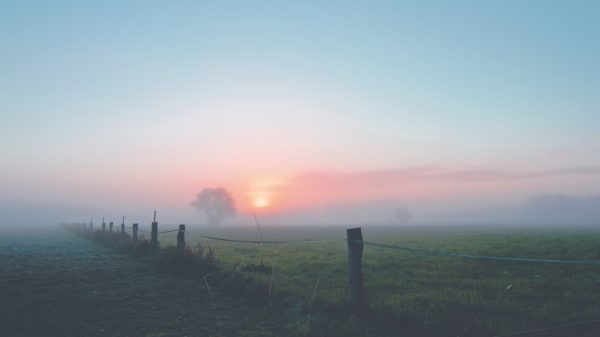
[79,228,217,277]
[156,244,217,276]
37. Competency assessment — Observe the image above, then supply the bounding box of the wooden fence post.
[132,223,138,242]
[177,224,185,252]
[151,210,158,247]
[121,216,125,236]
[109,221,113,233]
[347,227,365,313]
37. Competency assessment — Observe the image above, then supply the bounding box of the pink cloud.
[268,165,600,213]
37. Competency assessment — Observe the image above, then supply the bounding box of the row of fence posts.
[69,211,187,253]
[70,218,366,313]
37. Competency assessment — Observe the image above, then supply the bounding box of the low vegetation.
[75,226,600,336]
[80,229,218,278]
[186,226,600,337]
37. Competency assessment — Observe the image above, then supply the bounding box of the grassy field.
[0,228,286,337]
[150,225,600,337]
[4,225,600,337]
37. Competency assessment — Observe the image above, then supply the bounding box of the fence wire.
[77,223,600,266]
[351,240,600,266]
[198,234,328,244]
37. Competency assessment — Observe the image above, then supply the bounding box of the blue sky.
[1,1,600,225]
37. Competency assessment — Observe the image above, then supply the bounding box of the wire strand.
[351,240,600,266]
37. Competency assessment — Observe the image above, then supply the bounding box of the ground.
[3,225,600,337]
[0,228,284,337]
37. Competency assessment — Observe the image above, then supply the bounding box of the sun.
[247,178,283,210]
[252,195,272,209]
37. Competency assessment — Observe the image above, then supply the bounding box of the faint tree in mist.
[191,188,236,226]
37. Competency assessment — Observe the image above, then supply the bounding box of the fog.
[2,192,599,230]
[523,194,600,226]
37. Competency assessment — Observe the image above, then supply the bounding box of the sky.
[1,1,600,227]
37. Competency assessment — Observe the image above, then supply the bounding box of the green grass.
[150,225,600,337]
[83,225,600,336]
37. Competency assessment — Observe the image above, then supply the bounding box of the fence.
[65,216,600,337]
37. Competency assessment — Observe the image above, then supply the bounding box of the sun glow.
[252,195,272,208]
[247,178,284,210]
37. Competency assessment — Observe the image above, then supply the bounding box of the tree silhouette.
[191,188,236,225]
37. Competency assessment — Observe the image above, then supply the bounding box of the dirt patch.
[0,228,285,337]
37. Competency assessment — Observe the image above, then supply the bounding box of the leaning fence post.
[132,223,138,242]
[177,224,186,252]
[347,227,365,313]
[109,221,113,233]
[151,210,158,247]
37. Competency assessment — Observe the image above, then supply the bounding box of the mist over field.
[2,192,600,229]
[2,1,600,336]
